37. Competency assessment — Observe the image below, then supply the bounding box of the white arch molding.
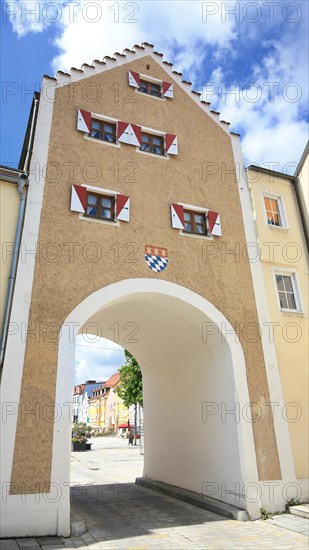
[0,278,262,538]
[52,278,260,535]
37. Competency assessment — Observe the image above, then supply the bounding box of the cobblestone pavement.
[1,484,308,550]
[1,438,308,549]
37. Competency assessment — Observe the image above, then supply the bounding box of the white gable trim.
[47,43,233,136]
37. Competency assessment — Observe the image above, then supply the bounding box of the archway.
[53,279,260,535]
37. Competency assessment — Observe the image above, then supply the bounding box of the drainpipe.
[293,178,309,255]
[0,96,39,373]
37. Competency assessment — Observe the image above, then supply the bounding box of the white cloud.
[5,0,66,37]
[6,0,237,80]
[203,23,308,171]
[50,0,236,79]
[75,336,125,384]
[6,0,308,168]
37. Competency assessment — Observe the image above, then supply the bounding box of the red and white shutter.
[116,195,130,222]
[165,134,178,155]
[71,185,87,213]
[162,81,174,98]
[128,71,140,88]
[117,121,130,144]
[171,203,185,229]
[77,109,91,133]
[208,211,222,236]
[118,122,141,146]
[129,124,142,146]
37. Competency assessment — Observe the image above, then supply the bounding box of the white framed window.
[79,185,119,227]
[72,184,130,226]
[171,202,218,240]
[139,78,162,98]
[262,193,288,228]
[136,126,178,159]
[128,70,173,99]
[273,270,303,313]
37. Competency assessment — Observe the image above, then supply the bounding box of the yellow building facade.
[87,395,100,429]
[87,377,130,433]
[0,167,23,330]
[247,160,309,483]
[88,385,106,430]
[113,380,130,432]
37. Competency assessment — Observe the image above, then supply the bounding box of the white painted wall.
[56,280,260,535]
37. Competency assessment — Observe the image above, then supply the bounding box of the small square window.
[183,209,208,236]
[275,273,299,311]
[140,132,164,155]
[264,195,285,227]
[90,119,116,143]
[139,79,161,97]
[85,192,115,221]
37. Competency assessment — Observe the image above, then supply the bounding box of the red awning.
[118,423,130,429]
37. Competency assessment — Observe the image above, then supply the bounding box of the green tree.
[115,350,143,445]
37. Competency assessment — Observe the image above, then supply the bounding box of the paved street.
[1,437,308,549]
[71,436,143,485]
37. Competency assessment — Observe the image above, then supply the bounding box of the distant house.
[72,384,85,423]
[104,373,121,431]
[87,372,138,435]
[73,380,103,424]
[88,384,106,430]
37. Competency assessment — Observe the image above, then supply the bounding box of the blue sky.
[75,336,125,385]
[1,0,308,169]
[1,0,308,382]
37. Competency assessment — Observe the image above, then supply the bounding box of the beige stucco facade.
[247,167,309,479]
[11,53,279,485]
[0,44,304,536]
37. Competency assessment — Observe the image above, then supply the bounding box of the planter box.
[72,441,86,452]
[85,443,92,451]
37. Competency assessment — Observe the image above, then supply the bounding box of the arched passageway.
[52,279,259,534]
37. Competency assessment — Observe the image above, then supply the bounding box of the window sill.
[78,214,120,227]
[136,148,169,160]
[136,90,166,102]
[179,231,213,241]
[84,135,121,148]
[279,308,305,316]
[266,224,290,231]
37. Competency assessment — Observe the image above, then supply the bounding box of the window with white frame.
[139,79,161,97]
[183,208,208,235]
[70,184,130,223]
[85,191,115,221]
[263,195,286,227]
[90,119,117,143]
[140,132,164,155]
[275,273,301,311]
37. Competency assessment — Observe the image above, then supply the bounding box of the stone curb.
[136,477,249,521]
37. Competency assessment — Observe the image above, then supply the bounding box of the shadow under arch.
[54,278,260,535]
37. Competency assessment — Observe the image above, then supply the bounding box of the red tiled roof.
[105,372,120,388]
[73,384,85,395]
